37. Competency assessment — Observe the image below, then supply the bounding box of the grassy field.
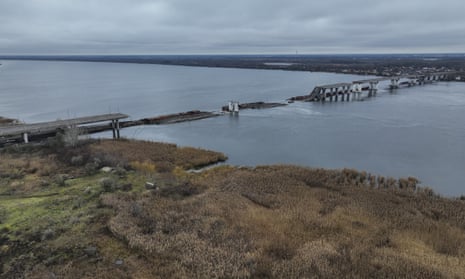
[0,139,464,278]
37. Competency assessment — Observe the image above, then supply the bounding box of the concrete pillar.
[390,78,399,89]
[335,88,339,102]
[340,87,344,102]
[233,102,239,113]
[116,120,120,139]
[111,120,116,139]
[23,133,29,143]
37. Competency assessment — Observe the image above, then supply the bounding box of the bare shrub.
[100,177,118,192]
[54,174,69,187]
[62,125,81,148]
[159,183,201,200]
[70,155,84,166]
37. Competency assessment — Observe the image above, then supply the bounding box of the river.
[0,60,464,196]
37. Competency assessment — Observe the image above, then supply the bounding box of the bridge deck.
[353,71,459,84]
[0,113,128,137]
[316,83,352,89]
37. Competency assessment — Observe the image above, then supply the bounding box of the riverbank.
[2,54,464,78]
[1,138,464,278]
[0,117,19,126]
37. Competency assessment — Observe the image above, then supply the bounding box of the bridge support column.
[334,88,339,102]
[116,120,120,139]
[23,133,29,143]
[111,120,116,139]
[110,120,121,139]
[390,78,399,89]
[369,82,378,97]
[353,84,361,100]
[339,87,344,101]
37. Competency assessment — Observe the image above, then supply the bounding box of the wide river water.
[1,60,464,196]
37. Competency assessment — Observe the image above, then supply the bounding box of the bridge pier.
[390,78,399,89]
[340,86,348,101]
[111,120,121,139]
[407,79,413,86]
[368,81,378,97]
[418,76,425,85]
[353,84,361,100]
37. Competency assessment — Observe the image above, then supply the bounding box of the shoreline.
[1,55,464,79]
[1,129,463,198]
[1,138,465,277]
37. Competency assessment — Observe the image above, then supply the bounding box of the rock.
[145,182,157,190]
[115,259,124,265]
[100,166,113,173]
[84,246,97,256]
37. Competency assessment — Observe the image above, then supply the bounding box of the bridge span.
[0,113,128,144]
[306,71,460,102]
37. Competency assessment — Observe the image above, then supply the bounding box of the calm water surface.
[1,60,464,196]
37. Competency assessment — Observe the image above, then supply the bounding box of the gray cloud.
[0,0,464,54]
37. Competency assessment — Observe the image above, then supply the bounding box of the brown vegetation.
[100,164,465,278]
[88,139,227,171]
[1,140,465,278]
[0,116,19,126]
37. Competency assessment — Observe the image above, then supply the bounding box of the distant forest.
[1,53,465,76]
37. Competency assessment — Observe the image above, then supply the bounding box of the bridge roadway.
[352,71,457,84]
[309,71,460,102]
[0,113,128,143]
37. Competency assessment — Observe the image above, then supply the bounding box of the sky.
[0,0,464,55]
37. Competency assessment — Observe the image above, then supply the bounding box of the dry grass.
[89,139,227,171]
[1,140,465,278]
[100,164,465,278]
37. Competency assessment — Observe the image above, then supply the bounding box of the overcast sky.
[1,0,464,55]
